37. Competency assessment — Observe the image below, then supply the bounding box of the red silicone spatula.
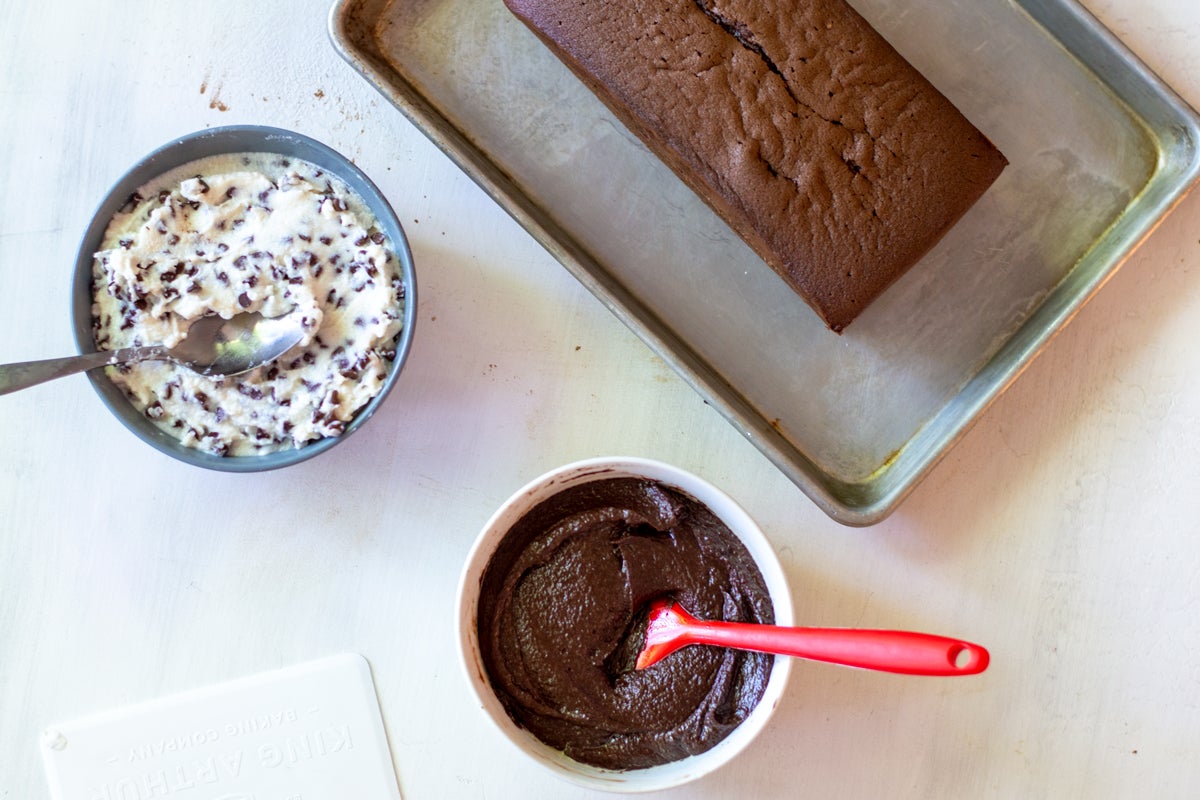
[634,599,989,676]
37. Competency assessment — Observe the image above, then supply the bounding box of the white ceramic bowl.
[456,457,793,793]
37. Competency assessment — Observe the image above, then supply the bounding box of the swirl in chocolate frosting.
[476,477,774,770]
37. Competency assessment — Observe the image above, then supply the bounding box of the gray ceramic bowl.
[71,126,417,471]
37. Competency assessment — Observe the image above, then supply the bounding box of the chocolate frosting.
[477,477,775,770]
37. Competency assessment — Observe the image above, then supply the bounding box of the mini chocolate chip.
[119,192,142,213]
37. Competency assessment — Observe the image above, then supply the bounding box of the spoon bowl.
[0,310,305,396]
[167,311,306,376]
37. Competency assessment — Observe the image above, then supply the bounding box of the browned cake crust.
[504,0,1008,331]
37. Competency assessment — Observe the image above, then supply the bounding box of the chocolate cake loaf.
[504,0,1007,331]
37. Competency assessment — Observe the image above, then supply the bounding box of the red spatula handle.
[683,619,989,676]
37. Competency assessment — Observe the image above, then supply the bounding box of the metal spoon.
[623,599,989,676]
[0,310,305,396]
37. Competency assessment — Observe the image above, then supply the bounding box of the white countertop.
[2,0,1198,797]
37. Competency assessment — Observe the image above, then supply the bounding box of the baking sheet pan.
[329,0,1200,525]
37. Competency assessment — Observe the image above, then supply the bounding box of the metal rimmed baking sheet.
[330,0,1200,525]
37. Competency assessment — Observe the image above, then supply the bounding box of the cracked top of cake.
[505,0,1007,331]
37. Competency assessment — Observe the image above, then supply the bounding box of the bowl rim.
[71,124,417,472]
[455,456,793,793]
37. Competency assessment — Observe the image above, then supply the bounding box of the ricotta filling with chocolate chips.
[91,153,405,456]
